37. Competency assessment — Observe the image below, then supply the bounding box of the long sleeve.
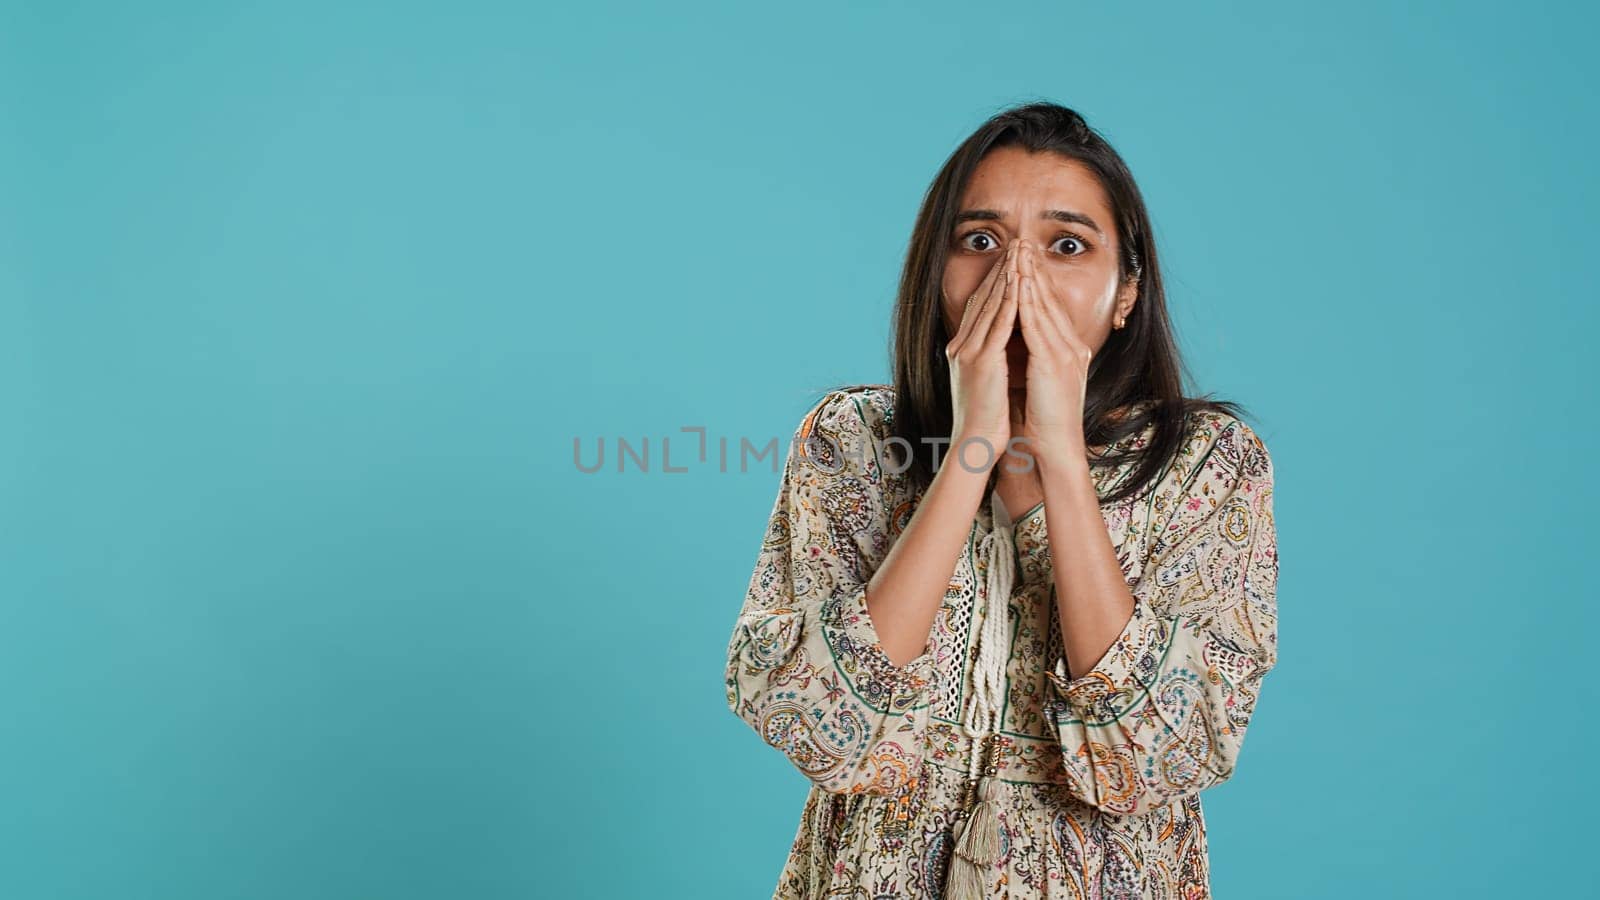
[1034,415,1279,816]
[724,390,937,796]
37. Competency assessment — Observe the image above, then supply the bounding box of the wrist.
[947,431,1006,475]
[1035,443,1090,477]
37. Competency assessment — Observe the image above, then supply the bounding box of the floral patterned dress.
[724,385,1279,899]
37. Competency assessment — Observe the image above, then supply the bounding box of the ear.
[1114,272,1140,321]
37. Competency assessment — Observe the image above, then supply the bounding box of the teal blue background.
[4,1,1593,897]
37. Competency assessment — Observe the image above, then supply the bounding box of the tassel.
[945,776,1006,899]
[963,776,1005,862]
[943,841,988,900]
[940,832,979,896]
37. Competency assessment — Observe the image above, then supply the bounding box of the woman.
[724,101,1279,899]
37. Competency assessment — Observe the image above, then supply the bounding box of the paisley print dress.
[724,385,1279,899]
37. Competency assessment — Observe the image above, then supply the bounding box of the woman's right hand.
[945,238,1021,474]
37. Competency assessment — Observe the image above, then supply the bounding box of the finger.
[979,247,1021,355]
[1022,245,1077,351]
[1014,246,1050,350]
[1016,256,1045,352]
[979,253,1017,353]
[972,241,1020,344]
[948,243,1013,351]
[957,241,1019,354]
[950,255,1001,346]
[1022,260,1070,372]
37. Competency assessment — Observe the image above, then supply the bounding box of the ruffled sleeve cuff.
[735,606,806,671]
[823,585,937,713]
[1044,595,1174,721]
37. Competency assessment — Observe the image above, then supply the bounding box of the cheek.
[1049,267,1113,305]
[940,266,976,328]
[1039,272,1081,307]
[1039,273,1110,331]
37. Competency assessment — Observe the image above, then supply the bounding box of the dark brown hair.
[832,100,1249,507]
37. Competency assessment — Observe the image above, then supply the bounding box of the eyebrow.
[954,208,1105,238]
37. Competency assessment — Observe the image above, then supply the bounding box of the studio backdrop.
[4,2,1593,898]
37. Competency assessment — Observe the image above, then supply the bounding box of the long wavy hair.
[832,100,1249,508]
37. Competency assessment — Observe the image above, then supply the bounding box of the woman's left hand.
[1014,242,1091,467]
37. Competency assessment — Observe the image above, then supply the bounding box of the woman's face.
[940,146,1139,392]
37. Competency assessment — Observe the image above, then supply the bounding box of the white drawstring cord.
[946,489,1016,898]
[964,491,1015,745]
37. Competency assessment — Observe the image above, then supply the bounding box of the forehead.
[958,147,1114,222]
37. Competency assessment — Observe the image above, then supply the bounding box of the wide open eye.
[1051,233,1093,256]
[957,230,1001,253]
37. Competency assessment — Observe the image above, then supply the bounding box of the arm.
[724,390,967,796]
[867,425,991,669]
[1035,450,1141,686]
[1024,416,1280,815]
